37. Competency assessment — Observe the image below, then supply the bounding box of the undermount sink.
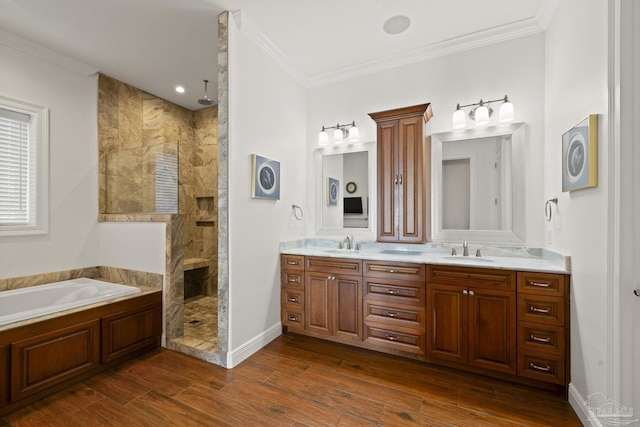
[380,249,424,256]
[323,249,359,254]
[441,256,495,263]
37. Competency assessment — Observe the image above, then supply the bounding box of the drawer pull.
[288,276,300,283]
[385,334,399,341]
[530,306,551,314]
[529,281,551,288]
[288,315,299,322]
[287,296,299,303]
[387,269,396,273]
[287,260,300,265]
[385,311,400,318]
[530,362,552,372]
[530,334,551,343]
[387,289,399,295]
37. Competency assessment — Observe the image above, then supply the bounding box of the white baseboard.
[226,322,282,368]
[568,383,601,426]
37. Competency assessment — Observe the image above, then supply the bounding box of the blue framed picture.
[326,177,338,206]
[251,154,280,200]
[562,115,598,192]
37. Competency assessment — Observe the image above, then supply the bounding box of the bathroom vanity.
[280,246,570,394]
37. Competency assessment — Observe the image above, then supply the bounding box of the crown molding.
[239,15,546,89]
[0,28,98,76]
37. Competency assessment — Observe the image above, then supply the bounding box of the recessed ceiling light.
[383,15,411,35]
[175,86,185,93]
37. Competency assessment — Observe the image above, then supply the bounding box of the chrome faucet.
[345,236,353,250]
[463,240,469,257]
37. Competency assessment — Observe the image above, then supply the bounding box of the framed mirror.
[315,142,376,237]
[431,122,526,244]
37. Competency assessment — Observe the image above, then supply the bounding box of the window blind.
[155,152,178,213]
[0,107,34,226]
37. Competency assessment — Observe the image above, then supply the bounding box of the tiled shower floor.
[172,295,218,352]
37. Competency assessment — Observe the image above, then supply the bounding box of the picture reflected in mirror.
[321,151,369,229]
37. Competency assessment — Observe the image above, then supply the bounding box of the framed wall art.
[562,114,598,192]
[326,177,338,206]
[251,154,280,200]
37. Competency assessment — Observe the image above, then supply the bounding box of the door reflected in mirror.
[322,151,369,229]
[442,135,512,231]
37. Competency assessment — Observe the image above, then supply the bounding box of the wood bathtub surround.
[281,254,571,396]
[0,290,162,415]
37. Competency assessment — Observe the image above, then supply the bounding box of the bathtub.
[0,277,141,327]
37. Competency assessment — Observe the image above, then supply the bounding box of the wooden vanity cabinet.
[304,257,363,342]
[516,272,570,385]
[362,261,426,354]
[0,345,8,409]
[368,103,433,243]
[426,265,517,374]
[280,255,305,332]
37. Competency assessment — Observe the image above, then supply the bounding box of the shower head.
[197,79,215,106]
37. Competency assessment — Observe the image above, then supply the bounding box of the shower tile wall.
[98,74,218,296]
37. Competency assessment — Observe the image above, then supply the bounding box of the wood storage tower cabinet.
[369,103,433,243]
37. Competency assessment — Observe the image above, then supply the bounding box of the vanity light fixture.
[318,121,360,146]
[452,95,514,129]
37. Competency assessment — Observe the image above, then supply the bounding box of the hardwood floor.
[1,334,582,426]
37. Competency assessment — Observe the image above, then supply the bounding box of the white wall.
[227,18,308,351]
[99,222,166,274]
[544,0,610,409]
[306,34,547,245]
[0,42,100,279]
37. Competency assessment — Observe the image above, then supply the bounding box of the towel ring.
[292,204,304,221]
[545,198,558,222]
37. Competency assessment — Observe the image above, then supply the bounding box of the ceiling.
[0,0,558,111]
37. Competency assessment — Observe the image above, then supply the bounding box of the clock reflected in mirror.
[251,154,280,200]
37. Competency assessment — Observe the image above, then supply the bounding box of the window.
[0,96,48,236]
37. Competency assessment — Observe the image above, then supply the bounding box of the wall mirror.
[431,122,526,244]
[315,142,376,237]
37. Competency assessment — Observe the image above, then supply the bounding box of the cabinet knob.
[469,290,475,296]
[463,290,468,295]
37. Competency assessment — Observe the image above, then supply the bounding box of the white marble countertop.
[280,239,570,274]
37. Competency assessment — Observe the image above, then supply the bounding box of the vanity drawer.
[518,294,564,326]
[363,278,425,306]
[281,255,305,271]
[282,287,304,309]
[306,256,362,276]
[517,272,566,296]
[364,302,425,330]
[364,325,425,355]
[517,349,565,385]
[363,261,425,282]
[427,265,515,291]
[282,307,304,330]
[282,271,303,289]
[518,322,565,355]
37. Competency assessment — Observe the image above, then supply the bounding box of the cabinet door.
[376,119,399,241]
[11,320,100,402]
[0,344,8,408]
[427,284,467,363]
[468,288,517,374]
[305,272,333,335]
[101,302,161,364]
[334,275,362,341]
[398,115,426,243]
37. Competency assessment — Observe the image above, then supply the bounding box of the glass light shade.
[348,126,360,142]
[474,105,490,127]
[452,108,466,129]
[333,128,344,144]
[499,100,514,123]
[318,130,329,146]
